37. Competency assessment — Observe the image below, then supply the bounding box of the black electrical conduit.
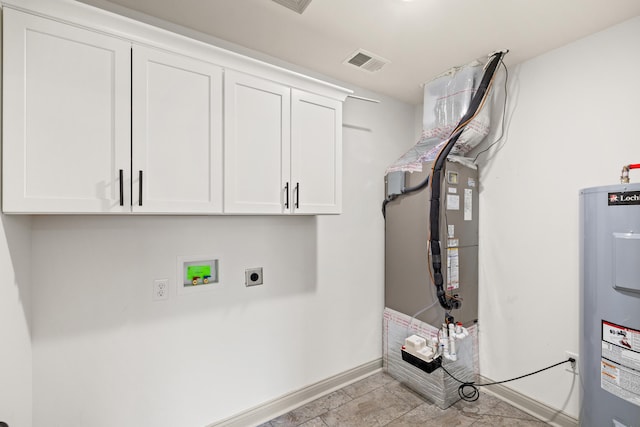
[381,175,430,218]
[429,51,507,312]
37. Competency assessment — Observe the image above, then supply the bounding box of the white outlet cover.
[565,351,579,375]
[153,279,169,301]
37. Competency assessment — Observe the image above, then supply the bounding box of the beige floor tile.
[341,372,396,399]
[264,371,551,427]
[453,391,503,417]
[472,414,549,426]
[383,381,427,407]
[320,386,417,427]
[270,390,352,426]
[298,417,328,427]
[486,400,544,421]
[386,402,477,427]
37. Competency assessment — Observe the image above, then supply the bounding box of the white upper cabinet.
[2,8,131,213]
[224,71,291,214]
[1,1,351,215]
[224,72,343,214]
[291,90,342,214]
[132,45,223,213]
[2,10,224,214]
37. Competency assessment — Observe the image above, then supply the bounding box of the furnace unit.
[385,159,478,326]
[382,52,506,328]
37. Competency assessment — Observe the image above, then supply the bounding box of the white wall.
[13,3,640,426]
[0,215,33,427]
[28,88,415,427]
[476,16,640,418]
[1,8,33,424]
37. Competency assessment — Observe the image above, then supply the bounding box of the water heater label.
[603,321,640,354]
[601,320,640,407]
[608,191,640,205]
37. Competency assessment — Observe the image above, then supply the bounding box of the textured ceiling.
[78,0,640,104]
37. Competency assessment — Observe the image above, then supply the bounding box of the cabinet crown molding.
[1,0,353,101]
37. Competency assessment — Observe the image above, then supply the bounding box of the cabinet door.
[291,90,342,214]
[131,45,223,213]
[224,71,290,214]
[2,8,131,213]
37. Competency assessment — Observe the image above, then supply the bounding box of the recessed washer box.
[177,256,220,295]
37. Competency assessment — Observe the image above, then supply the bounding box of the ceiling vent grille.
[271,0,313,14]
[344,49,390,73]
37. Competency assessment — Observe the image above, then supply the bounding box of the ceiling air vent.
[271,0,313,14]
[344,49,390,73]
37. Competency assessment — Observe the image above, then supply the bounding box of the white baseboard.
[479,376,578,427]
[208,359,383,427]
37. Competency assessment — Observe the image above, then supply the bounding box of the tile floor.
[259,371,550,427]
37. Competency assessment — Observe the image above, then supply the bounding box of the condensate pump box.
[180,258,219,289]
[401,334,442,374]
[401,349,442,374]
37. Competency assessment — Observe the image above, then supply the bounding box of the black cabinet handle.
[284,182,289,209]
[294,182,299,209]
[119,169,124,206]
[138,170,143,206]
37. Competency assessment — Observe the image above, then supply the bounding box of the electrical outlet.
[153,279,169,301]
[245,267,263,286]
[565,351,579,374]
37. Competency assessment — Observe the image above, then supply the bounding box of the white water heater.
[580,183,640,427]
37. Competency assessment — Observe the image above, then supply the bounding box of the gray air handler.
[580,183,640,427]
[385,159,479,326]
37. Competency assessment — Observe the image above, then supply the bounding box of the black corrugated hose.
[428,51,507,311]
